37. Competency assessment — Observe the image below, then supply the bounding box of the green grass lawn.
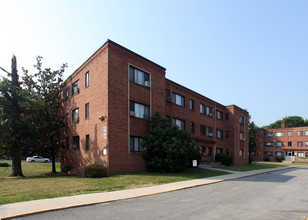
[0,162,229,205]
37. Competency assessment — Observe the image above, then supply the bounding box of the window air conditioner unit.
[208,133,213,137]
[166,96,172,102]
[130,111,136,117]
[144,81,151,87]
[76,88,80,94]
[72,144,77,149]
[208,113,213,117]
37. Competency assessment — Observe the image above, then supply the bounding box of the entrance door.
[285,151,295,161]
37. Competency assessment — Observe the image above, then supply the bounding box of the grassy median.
[0,162,229,205]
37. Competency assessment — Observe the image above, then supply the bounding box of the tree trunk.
[51,148,57,173]
[10,145,24,177]
[10,55,24,177]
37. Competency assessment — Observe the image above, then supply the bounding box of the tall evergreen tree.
[0,55,24,176]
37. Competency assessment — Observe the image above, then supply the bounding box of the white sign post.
[192,160,198,176]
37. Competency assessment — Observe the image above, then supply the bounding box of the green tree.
[0,55,25,176]
[249,121,259,147]
[263,116,308,128]
[22,56,67,173]
[142,113,201,173]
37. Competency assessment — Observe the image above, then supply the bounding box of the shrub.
[0,162,9,167]
[264,157,270,161]
[61,164,74,174]
[142,113,200,173]
[215,153,233,166]
[275,156,283,162]
[84,164,107,178]
[249,156,253,165]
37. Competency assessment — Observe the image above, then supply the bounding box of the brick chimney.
[281,120,286,128]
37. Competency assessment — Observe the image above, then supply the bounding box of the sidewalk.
[0,166,293,219]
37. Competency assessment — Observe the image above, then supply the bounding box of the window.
[239,150,245,158]
[85,71,89,87]
[72,136,79,149]
[72,80,79,95]
[85,135,90,150]
[275,142,284,147]
[288,142,292,146]
[239,115,244,124]
[226,131,230,138]
[72,108,79,123]
[288,131,292,137]
[200,104,205,114]
[265,132,273,137]
[297,141,303,147]
[130,101,150,119]
[172,93,185,107]
[208,147,212,156]
[130,136,144,152]
[207,127,213,137]
[306,152,308,157]
[297,131,303,136]
[65,113,68,125]
[265,151,273,156]
[226,113,229,120]
[305,142,308,147]
[165,90,171,101]
[207,106,213,116]
[129,66,150,86]
[216,111,223,120]
[201,146,206,156]
[264,142,273,147]
[306,131,308,136]
[275,152,283,157]
[190,99,194,110]
[275,132,283,137]
[216,148,223,154]
[85,103,89,119]
[173,118,185,130]
[298,152,304,157]
[65,88,69,100]
[216,129,223,139]
[200,125,206,136]
[190,122,195,134]
[239,132,245,141]
[250,151,256,156]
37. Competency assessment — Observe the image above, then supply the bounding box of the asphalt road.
[14,167,308,220]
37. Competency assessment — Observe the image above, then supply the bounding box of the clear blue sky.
[1,0,307,127]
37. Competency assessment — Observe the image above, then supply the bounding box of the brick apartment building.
[250,121,308,161]
[60,39,249,174]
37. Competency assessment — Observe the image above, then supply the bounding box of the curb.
[0,166,293,220]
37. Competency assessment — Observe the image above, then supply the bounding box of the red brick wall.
[60,44,109,174]
[253,126,308,161]
[107,42,166,174]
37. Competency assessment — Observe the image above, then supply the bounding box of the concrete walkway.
[0,166,293,220]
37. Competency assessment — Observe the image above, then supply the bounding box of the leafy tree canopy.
[262,116,308,129]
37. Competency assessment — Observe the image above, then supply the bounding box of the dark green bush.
[142,113,201,173]
[0,162,9,167]
[264,157,270,161]
[249,156,253,165]
[84,164,107,178]
[215,153,233,166]
[275,156,283,162]
[61,164,74,174]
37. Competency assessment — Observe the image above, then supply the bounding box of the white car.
[26,156,50,163]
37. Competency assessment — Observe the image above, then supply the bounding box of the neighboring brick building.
[60,39,249,174]
[250,121,308,161]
